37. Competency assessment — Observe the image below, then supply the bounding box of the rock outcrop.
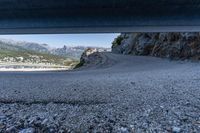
[80,48,98,64]
[112,33,200,60]
[75,48,103,68]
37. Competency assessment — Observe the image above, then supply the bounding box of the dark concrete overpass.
[0,0,200,34]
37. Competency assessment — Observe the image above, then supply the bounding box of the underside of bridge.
[0,0,200,34]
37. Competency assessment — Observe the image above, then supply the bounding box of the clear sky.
[0,34,119,48]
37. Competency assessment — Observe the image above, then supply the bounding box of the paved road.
[1,52,200,105]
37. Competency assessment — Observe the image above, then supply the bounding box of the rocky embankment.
[75,48,106,69]
[112,32,200,60]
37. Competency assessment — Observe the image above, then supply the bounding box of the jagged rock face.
[80,48,98,64]
[112,33,200,60]
[75,48,104,68]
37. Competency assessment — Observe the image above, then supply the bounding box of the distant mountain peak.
[63,45,67,50]
[0,38,110,60]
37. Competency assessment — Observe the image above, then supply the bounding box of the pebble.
[41,118,48,125]
[0,115,6,120]
[6,126,16,132]
[172,126,181,133]
[120,127,128,133]
[130,125,134,128]
[19,128,35,133]
[0,122,5,128]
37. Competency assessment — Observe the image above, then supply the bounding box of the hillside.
[0,40,79,70]
[0,49,76,66]
[0,39,110,60]
[0,38,110,71]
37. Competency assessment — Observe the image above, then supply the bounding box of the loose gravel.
[0,53,200,132]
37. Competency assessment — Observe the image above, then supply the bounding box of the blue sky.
[0,34,119,48]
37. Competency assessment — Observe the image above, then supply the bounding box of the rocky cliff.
[112,33,200,60]
[75,48,104,69]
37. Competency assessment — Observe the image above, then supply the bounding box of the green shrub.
[74,60,85,69]
[112,36,124,48]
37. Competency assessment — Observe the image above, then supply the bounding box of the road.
[1,52,200,104]
[1,52,200,132]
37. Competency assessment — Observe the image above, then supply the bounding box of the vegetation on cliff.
[112,33,200,60]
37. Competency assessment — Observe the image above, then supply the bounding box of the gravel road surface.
[0,52,200,132]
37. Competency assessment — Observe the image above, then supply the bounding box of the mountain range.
[0,38,109,60]
[0,39,82,59]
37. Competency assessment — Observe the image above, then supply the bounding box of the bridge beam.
[0,0,200,34]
